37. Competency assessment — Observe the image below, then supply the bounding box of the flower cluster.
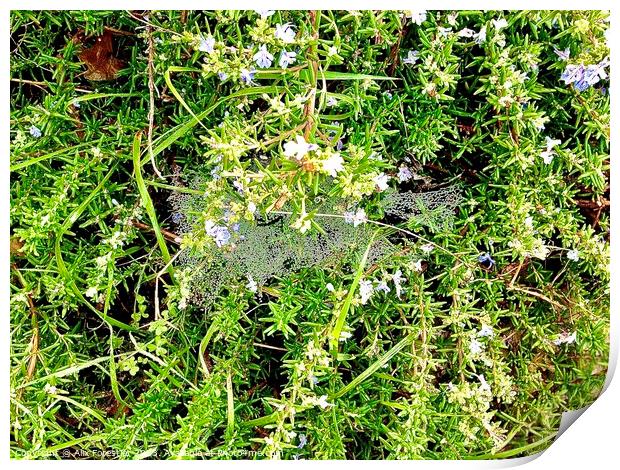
[560,58,609,92]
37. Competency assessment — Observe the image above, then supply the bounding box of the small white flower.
[44,383,58,395]
[326,283,335,292]
[316,395,333,409]
[291,214,312,233]
[246,276,258,293]
[541,149,554,165]
[473,26,487,44]
[553,331,577,346]
[469,338,484,355]
[321,152,345,177]
[375,281,391,294]
[524,216,534,229]
[29,125,42,138]
[328,46,338,57]
[411,259,423,272]
[408,10,427,25]
[492,18,508,30]
[373,173,390,191]
[247,201,257,214]
[85,286,99,299]
[545,136,561,150]
[339,331,353,341]
[458,28,476,38]
[566,249,580,261]
[279,50,297,68]
[359,279,374,304]
[326,96,338,107]
[477,374,491,392]
[392,269,406,298]
[420,243,434,254]
[344,208,367,227]
[283,135,318,160]
[255,10,275,19]
[477,324,494,338]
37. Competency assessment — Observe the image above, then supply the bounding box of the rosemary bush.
[10,9,610,460]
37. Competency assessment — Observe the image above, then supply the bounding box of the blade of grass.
[331,333,415,399]
[329,236,374,357]
[132,132,175,282]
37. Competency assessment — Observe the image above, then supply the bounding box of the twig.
[146,19,164,179]
[10,78,91,94]
[129,219,181,244]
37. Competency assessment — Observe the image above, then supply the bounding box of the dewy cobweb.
[168,173,463,307]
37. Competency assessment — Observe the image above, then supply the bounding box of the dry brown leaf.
[78,30,124,81]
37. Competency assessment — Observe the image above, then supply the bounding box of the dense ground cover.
[10,10,610,460]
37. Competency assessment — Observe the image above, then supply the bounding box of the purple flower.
[297,434,307,449]
[240,68,256,85]
[253,45,274,68]
[397,166,413,183]
[279,50,297,68]
[478,252,495,268]
[217,71,228,81]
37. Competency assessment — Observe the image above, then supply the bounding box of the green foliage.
[10,9,609,460]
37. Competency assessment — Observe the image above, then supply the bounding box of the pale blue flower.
[213,226,231,247]
[402,50,419,65]
[217,71,228,81]
[327,96,338,107]
[477,252,495,268]
[253,45,274,68]
[375,281,391,294]
[297,434,307,449]
[279,50,297,68]
[397,166,413,182]
[240,68,256,85]
[554,47,570,61]
[198,36,215,53]
[275,23,296,43]
[29,125,42,138]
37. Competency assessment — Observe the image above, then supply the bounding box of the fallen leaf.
[78,30,124,81]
